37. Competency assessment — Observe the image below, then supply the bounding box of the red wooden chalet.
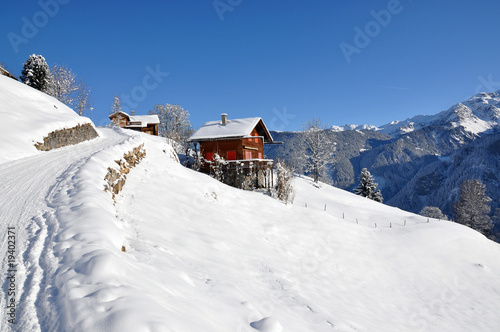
[189,114,275,188]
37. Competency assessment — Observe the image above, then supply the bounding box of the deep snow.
[0,75,94,164]
[1,75,500,331]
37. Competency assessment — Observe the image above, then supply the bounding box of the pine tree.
[354,168,383,202]
[20,54,50,91]
[453,179,493,237]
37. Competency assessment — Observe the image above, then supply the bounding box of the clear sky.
[2,0,500,131]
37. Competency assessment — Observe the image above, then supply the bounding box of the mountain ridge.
[330,90,500,139]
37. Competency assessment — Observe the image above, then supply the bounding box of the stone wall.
[35,123,99,151]
[104,144,146,201]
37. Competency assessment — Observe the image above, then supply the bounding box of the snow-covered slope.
[332,90,500,138]
[2,127,498,331]
[0,75,94,164]
[1,79,499,331]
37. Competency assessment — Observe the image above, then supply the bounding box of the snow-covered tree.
[295,118,335,183]
[20,54,50,91]
[44,64,92,115]
[453,179,493,236]
[274,159,294,204]
[354,168,383,202]
[149,104,194,153]
[419,206,448,220]
[45,64,78,104]
[493,207,500,224]
[111,95,122,115]
[74,79,92,116]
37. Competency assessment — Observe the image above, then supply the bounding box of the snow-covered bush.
[242,161,256,190]
[209,153,226,182]
[419,206,448,220]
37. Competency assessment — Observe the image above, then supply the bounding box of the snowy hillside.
[2,125,500,331]
[1,78,500,331]
[331,90,500,138]
[0,75,94,163]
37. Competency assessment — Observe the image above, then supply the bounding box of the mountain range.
[266,90,500,234]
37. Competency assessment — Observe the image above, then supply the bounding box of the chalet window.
[226,151,236,160]
[205,152,214,161]
[258,152,262,159]
[244,151,252,159]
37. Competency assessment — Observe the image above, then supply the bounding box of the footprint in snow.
[250,317,283,332]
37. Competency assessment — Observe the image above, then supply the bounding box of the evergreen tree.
[453,179,493,237]
[20,54,50,91]
[354,168,383,202]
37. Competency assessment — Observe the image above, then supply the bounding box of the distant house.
[0,67,17,81]
[189,113,277,188]
[109,111,159,136]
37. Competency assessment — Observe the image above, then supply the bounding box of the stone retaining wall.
[35,123,99,151]
[104,144,146,201]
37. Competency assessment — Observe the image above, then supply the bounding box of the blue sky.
[2,0,500,131]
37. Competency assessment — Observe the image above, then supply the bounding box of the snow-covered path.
[0,128,131,331]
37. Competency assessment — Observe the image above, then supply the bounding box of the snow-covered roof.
[109,111,130,119]
[109,112,160,127]
[129,115,160,126]
[189,117,273,142]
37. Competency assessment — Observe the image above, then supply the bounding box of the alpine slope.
[1,75,500,332]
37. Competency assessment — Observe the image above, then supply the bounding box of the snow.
[128,114,160,126]
[2,128,500,331]
[331,124,379,132]
[190,117,272,141]
[1,79,500,331]
[330,90,500,138]
[0,75,94,164]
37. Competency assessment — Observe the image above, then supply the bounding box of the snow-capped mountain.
[333,90,500,138]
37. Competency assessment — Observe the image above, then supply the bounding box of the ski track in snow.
[0,128,131,332]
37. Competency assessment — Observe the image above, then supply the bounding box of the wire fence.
[294,198,446,228]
